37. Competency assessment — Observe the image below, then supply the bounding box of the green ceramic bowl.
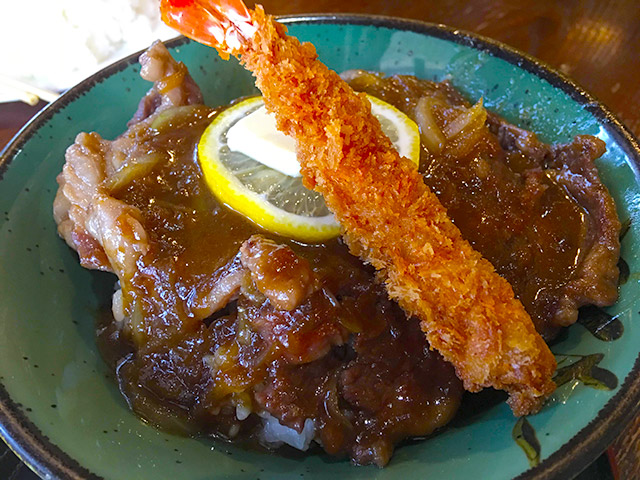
[1,14,639,480]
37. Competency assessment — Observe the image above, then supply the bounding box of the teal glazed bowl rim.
[1,13,639,480]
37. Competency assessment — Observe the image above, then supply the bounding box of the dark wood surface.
[1,1,638,478]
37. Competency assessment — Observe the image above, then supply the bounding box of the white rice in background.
[0,0,177,101]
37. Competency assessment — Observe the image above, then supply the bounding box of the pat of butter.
[227,106,301,177]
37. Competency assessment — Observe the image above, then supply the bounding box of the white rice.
[0,0,177,100]
[111,288,125,323]
[235,403,252,421]
[259,414,316,451]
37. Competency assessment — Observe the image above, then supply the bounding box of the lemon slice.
[198,95,420,242]
[368,95,421,166]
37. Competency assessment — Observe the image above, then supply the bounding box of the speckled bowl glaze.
[1,14,639,480]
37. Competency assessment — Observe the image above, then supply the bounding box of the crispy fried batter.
[236,8,556,415]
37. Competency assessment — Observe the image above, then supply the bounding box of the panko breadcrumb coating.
[161,0,557,415]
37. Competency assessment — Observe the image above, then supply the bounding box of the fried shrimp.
[160,0,556,415]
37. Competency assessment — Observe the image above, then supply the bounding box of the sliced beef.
[240,235,317,311]
[129,41,203,125]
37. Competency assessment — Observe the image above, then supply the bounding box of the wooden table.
[1,1,638,478]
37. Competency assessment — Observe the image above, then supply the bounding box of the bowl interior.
[1,17,639,480]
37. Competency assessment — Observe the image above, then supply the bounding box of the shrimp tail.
[160,0,257,58]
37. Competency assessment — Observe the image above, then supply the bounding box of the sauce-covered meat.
[89,102,462,465]
[240,235,316,311]
[343,71,620,339]
[55,44,619,468]
[55,43,463,467]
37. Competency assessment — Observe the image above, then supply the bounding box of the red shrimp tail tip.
[160,0,256,55]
